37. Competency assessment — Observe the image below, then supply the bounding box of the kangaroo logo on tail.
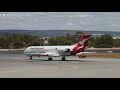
[71,33,92,55]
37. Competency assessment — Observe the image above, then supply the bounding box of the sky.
[0,12,120,31]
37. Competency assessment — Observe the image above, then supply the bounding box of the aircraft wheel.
[48,57,52,60]
[62,56,66,61]
[38,55,40,58]
[30,56,32,60]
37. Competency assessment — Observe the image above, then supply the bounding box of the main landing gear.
[48,57,53,60]
[48,56,66,61]
[30,56,32,60]
[29,56,66,61]
[62,56,66,61]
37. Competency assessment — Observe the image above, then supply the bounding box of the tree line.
[0,33,44,49]
[0,32,120,49]
[49,32,120,48]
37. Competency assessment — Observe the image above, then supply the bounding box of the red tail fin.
[71,33,92,55]
[78,33,92,47]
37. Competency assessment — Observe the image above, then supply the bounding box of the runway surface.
[0,53,120,78]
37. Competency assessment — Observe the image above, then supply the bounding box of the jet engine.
[57,48,70,52]
[65,48,70,52]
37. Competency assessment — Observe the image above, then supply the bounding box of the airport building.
[113,37,120,39]
[91,34,105,37]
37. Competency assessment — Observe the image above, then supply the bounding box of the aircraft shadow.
[25,59,88,62]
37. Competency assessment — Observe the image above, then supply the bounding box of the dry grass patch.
[85,53,120,58]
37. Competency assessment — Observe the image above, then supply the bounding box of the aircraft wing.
[38,52,60,57]
[25,52,60,57]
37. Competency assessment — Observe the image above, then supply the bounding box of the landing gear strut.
[62,56,66,61]
[48,57,52,60]
[30,56,32,60]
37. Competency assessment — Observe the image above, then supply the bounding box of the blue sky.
[0,12,120,31]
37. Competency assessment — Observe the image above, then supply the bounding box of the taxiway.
[0,54,120,78]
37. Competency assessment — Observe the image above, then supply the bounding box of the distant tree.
[13,40,25,49]
[66,33,70,38]
[48,37,58,45]
[0,33,43,49]
[75,31,84,35]
[114,38,120,47]
[94,37,101,48]
[94,34,114,48]
[0,37,5,48]
[67,35,77,44]
[1,34,9,48]
[87,37,95,47]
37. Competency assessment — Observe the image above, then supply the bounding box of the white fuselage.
[24,34,92,59]
[24,46,76,57]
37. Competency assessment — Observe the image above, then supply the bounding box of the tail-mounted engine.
[57,48,70,52]
[65,48,70,52]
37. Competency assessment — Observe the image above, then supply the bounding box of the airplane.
[24,33,92,61]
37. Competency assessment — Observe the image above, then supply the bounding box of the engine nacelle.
[57,48,70,52]
[65,48,70,52]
